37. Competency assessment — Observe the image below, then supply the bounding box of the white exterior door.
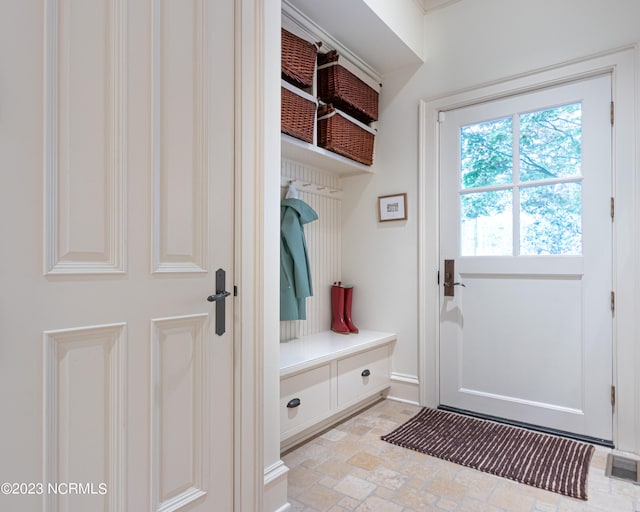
[439,75,613,442]
[0,1,234,511]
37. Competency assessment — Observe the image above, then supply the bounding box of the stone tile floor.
[282,400,640,512]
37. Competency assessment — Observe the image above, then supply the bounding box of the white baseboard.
[264,460,290,512]
[387,372,420,406]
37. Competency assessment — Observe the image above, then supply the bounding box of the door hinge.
[610,101,614,125]
[234,285,238,297]
[610,291,615,313]
[438,111,446,123]
[437,270,440,285]
[611,385,616,407]
[610,197,615,220]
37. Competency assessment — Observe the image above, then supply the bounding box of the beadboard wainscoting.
[280,159,342,341]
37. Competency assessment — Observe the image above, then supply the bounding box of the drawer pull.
[361,369,371,377]
[287,398,301,408]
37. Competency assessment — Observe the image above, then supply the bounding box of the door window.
[460,103,583,256]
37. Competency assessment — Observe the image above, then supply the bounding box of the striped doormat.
[381,408,595,500]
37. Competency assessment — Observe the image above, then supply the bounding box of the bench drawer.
[336,346,391,408]
[280,364,331,438]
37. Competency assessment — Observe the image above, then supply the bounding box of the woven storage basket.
[318,50,379,124]
[281,28,317,89]
[281,81,317,144]
[317,105,375,165]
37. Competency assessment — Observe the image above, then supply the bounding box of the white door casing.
[0,1,235,511]
[438,75,613,442]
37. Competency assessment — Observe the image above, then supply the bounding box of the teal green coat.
[280,198,318,321]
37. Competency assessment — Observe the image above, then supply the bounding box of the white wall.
[342,0,640,447]
[280,162,343,341]
[362,0,426,61]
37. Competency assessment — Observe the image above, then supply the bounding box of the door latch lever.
[443,259,465,296]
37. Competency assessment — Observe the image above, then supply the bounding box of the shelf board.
[281,134,374,176]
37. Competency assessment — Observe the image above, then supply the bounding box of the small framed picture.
[378,193,407,222]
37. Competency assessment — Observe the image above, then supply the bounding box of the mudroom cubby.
[279,1,419,451]
[279,160,397,450]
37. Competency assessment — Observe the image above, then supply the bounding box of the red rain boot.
[343,286,359,333]
[331,282,350,334]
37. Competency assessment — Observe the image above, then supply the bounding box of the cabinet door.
[281,364,332,439]
[337,346,391,408]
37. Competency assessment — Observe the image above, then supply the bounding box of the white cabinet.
[336,346,391,408]
[281,364,332,437]
[279,330,395,452]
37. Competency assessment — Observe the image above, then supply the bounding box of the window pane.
[519,103,582,182]
[461,190,512,256]
[460,117,513,188]
[520,183,582,255]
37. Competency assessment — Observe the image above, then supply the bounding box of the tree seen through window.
[460,103,582,256]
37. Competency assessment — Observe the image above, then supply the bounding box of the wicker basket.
[317,105,375,165]
[318,50,379,124]
[281,28,317,89]
[281,81,317,144]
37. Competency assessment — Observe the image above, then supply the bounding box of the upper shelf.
[281,0,425,176]
[283,0,425,76]
[282,134,374,176]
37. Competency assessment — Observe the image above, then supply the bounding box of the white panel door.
[0,1,234,511]
[439,75,613,442]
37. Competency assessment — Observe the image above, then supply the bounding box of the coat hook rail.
[280,176,343,199]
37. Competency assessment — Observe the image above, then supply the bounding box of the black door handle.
[207,269,230,336]
[207,291,231,302]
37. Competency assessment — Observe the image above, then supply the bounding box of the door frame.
[235,0,281,510]
[417,46,639,453]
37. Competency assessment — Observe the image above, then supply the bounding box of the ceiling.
[283,0,464,74]
[419,0,462,12]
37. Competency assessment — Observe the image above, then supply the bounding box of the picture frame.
[378,193,407,222]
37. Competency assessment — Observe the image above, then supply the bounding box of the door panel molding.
[43,323,126,512]
[150,314,209,512]
[458,387,584,416]
[151,0,208,274]
[44,0,127,275]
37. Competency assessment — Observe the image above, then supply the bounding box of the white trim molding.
[264,461,290,512]
[270,505,292,512]
[150,314,209,512]
[44,0,126,275]
[150,0,208,274]
[388,372,420,406]
[418,45,639,454]
[235,0,282,510]
[43,323,126,512]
